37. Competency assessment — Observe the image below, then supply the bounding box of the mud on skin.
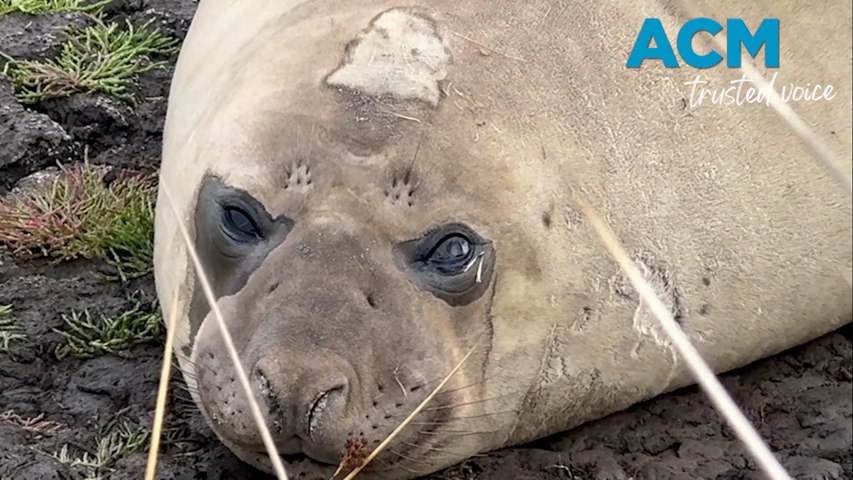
[0,2,851,479]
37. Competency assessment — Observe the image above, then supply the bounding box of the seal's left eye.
[394,223,493,306]
[221,205,261,242]
[427,234,474,275]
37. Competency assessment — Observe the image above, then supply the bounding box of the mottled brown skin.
[154,1,852,478]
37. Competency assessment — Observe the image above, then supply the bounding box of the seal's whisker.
[425,390,527,409]
[399,441,458,454]
[175,364,197,376]
[177,354,197,365]
[174,374,198,389]
[417,428,500,437]
[389,403,519,421]
[400,442,488,459]
[384,448,435,467]
[387,447,462,467]
[576,193,792,480]
[341,340,482,480]
[177,361,198,374]
[191,360,216,374]
[295,123,302,160]
[308,120,317,160]
[159,183,290,480]
[174,366,198,381]
[174,383,199,397]
[176,381,198,396]
[386,391,523,420]
[429,374,500,396]
[409,409,519,426]
[376,455,421,475]
[392,366,408,397]
[173,376,197,390]
[144,286,180,480]
[404,139,421,185]
[435,408,521,422]
[369,456,421,477]
[399,441,491,461]
[416,360,509,395]
[173,359,199,385]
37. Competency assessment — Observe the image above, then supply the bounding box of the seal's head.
[160,5,553,478]
[191,166,498,475]
[187,118,504,474]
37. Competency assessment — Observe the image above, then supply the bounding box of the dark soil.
[1,2,851,479]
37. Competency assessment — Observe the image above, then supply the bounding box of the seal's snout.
[248,353,354,462]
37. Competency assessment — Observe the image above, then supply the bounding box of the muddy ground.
[0,2,851,479]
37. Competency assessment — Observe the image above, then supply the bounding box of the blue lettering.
[726,18,780,68]
[676,17,723,69]
[627,17,781,69]
[626,18,678,68]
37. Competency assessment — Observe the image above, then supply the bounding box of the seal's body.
[154,1,852,477]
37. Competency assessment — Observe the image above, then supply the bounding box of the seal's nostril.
[307,385,344,440]
[266,280,280,295]
[254,367,277,403]
[365,293,378,309]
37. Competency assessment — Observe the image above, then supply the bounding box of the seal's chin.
[228,441,339,478]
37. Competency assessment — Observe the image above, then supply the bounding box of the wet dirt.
[0,2,851,479]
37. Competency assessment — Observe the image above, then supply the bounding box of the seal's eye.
[427,234,474,274]
[221,205,261,242]
[394,223,494,306]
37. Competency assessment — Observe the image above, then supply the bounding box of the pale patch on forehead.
[325,8,452,106]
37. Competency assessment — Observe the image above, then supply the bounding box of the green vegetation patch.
[54,302,163,359]
[0,0,110,15]
[53,421,149,480]
[3,16,178,104]
[0,305,27,352]
[0,162,157,280]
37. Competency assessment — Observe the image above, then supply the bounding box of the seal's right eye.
[221,205,262,243]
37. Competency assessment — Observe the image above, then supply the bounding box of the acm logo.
[626,18,779,69]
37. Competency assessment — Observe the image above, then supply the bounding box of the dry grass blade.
[144,285,180,480]
[339,340,482,480]
[574,194,792,480]
[159,182,290,480]
[674,0,852,197]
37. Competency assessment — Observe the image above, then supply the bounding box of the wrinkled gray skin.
[153,1,853,478]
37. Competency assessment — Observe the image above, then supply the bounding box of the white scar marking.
[326,9,451,106]
[540,324,573,384]
[610,258,682,364]
[632,261,678,352]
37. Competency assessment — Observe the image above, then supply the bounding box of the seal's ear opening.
[393,223,495,306]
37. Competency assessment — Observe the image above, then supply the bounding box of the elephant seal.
[153,0,852,478]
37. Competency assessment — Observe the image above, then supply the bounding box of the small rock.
[0,12,90,62]
[0,78,75,190]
